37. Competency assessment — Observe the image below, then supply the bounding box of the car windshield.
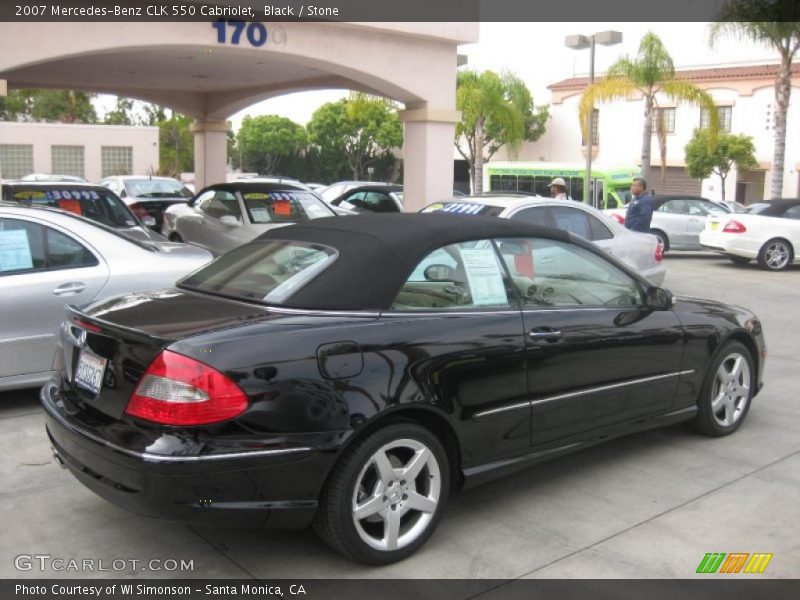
[5,187,139,229]
[420,201,505,217]
[124,179,192,198]
[241,190,335,224]
[179,240,337,304]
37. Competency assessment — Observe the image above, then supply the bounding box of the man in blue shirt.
[625,177,653,233]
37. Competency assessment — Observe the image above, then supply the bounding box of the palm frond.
[578,78,637,138]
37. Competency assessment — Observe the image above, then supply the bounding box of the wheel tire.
[692,341,755,437]
[728,256,751,265]
[757,238,793,271]
[651,229,669,253]
[169,232,184,243]
[314,423,450,564]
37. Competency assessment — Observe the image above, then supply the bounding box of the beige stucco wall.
[0,122,159,182]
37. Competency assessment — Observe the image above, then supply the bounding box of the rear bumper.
[699,231,760,259]
[42,379,331,528]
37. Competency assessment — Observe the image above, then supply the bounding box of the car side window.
[0,218,96,274]
[686,199,712,216]
[511,206,550,227]
[392,240,514,311]
[193,190,217,212]
[587,214,614,241]
[198,190,240,219]
[548,206,592,239]
[494,237,644,308]
[339,191,366,209]
[363,191,398,213]
[660,199,687,214]
[45,228,98,269]
[0,218,46,274]
[782,205,800,219]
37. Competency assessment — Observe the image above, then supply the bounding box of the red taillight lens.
[655,240,663,262]
[126,350,247,425]
[612,213,625,225]
[74,319,101,333]
[128,202,150,220]
[722,220,747,233]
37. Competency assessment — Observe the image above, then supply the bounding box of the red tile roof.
[549,62,800,90]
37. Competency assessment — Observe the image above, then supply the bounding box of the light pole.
[565,30,622,208]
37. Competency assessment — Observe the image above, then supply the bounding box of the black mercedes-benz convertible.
[42,213,765,564]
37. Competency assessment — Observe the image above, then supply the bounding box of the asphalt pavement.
[1,252,797,580]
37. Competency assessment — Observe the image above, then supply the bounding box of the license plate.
[710,222,719,230]
[74,350,107,395]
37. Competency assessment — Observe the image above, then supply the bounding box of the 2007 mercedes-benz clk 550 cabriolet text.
[42,214,766,564]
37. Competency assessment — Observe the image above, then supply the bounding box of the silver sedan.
[422,195,665,286]
[162,182,338,256]
[0,203,212,391]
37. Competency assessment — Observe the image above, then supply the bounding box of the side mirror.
[220,215,241,227]
[646,286,674,311]
[424,264,456,281]
[141,216,157,228]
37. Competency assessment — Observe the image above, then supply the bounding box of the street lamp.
[565,30,622,208]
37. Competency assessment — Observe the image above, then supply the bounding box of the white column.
[399,107,461,213]
[190,119,229,190]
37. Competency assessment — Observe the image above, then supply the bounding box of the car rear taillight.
[128,202,150,220]
[612,213,625,225]
[655,240,663,262]
[722,220,747,233]
[126,350,247,425]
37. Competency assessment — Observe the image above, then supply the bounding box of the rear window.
[5,188,137,228]
[179,240,337,304]
[123,178,192,198]
[242,191,335,224]
[421,202,505,217]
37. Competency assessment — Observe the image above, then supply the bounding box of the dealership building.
[491,63,800,203]
[0,21,477,211]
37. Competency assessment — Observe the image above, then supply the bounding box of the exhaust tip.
[51,448,66,468]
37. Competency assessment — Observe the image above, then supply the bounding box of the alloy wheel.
[351,438,441,552]
[764,241,790,270]
[710,352,751,427]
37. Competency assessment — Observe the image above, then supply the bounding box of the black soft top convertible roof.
[254,213,571,310]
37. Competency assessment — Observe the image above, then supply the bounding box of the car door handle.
[528,329,563,342]
[53,282,86,296]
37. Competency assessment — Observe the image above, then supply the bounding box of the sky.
[96,22,779,130]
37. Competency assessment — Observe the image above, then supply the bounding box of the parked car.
[0,203,212,391]
[330,184,404,214]
[714,199,747,213]
[162,181,337,255]
[99,176,193,233]
[43,213,764,564]
[422,195,665,285]
[606,195,731,251]
[1,181,165,242]
[699,198,800,270]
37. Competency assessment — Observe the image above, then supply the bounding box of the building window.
[652,108,676,134]
[51,145,85,178]
[101,146,133,178]
[0,144,34,179]
[582,109,599,146]
[700,106,732,132]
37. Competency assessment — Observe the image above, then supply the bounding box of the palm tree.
[455,70,527,194]
[710,0,800,198]
[579,32,720,185]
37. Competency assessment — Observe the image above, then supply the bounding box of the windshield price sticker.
[441,203,484,215]
[0,229,34,272]
[460,247,508,306]
[46,190,99,201]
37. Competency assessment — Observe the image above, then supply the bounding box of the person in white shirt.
[549,177,571,200]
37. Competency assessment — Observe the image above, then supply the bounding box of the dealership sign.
[213,20,286,47]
